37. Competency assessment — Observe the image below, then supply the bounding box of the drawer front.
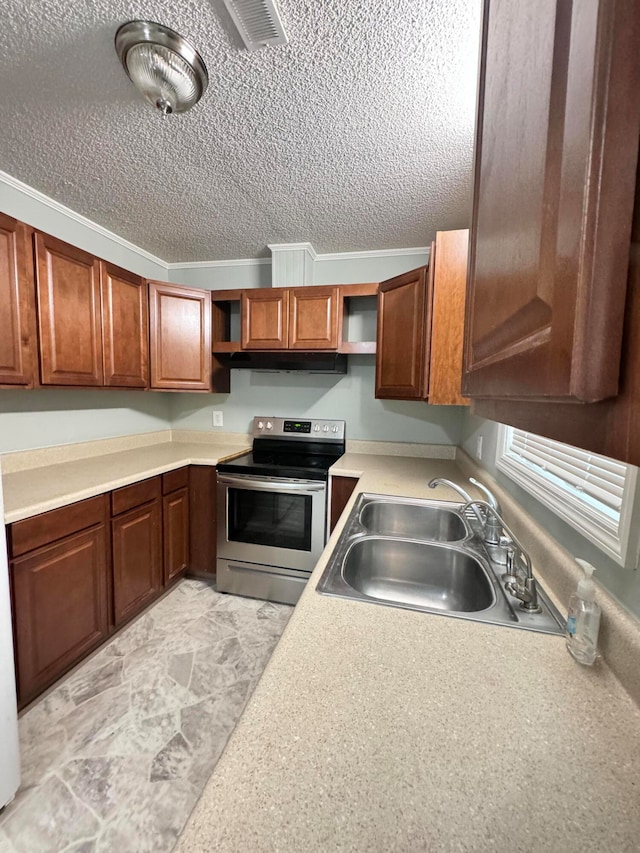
[162,467,189,495]
[111,477,160,516]
[10,495,107,558]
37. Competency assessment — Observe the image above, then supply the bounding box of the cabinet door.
[375,267,430,400]
[11,525,109,705]
[101,263,148,388]
[163,487,189,584]
[149,282,211,390]
[289,287,339,349]
[464,0,640,403]
[34,232,103,386]
[112,500,162,626]
[241,290,289,349]
[0,215,36,387]
[429,230,470,406]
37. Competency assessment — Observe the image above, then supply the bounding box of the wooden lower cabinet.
[11,522,109,706]
[189,465,217,576]
[163,487,189,584]
[9,469,193,706]
[112,499,162,626]
[330,476,359,534]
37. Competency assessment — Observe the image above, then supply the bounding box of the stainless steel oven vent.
[221,0,289,51]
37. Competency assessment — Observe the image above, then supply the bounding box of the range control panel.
[252,417,345,441]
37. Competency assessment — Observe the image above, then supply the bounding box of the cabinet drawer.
[9,495,107,558]
[111,477,160,515]
[162,467,189,495]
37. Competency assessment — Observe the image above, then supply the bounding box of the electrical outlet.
[476,435,483,460]
[212,410,224,428]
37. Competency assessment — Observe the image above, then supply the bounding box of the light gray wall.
[168,249,431,290]
[460,411,640,620]
[0,171,168,280]
[313,251,430,285]
[170,357,465,444]
[169,261,271,290]
[0,390,171,453]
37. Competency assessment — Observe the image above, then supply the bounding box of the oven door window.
[227,487,313,552]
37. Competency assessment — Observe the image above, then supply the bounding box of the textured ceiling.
[0,0,480,262]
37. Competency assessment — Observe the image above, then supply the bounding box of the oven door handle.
[217,475,326,492]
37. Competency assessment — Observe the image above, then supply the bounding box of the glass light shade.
[115,21,208,115]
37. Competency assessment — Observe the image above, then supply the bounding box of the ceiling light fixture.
[115,20,208,115]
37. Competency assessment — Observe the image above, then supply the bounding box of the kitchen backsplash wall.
[169,357,465,444]
[0,390,172,454]
[460,410,640,621]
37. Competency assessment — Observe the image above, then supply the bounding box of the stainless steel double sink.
[317,493,564,635]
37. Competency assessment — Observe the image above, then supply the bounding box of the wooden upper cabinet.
[0,214,36,387]
[429,230,470,406]
[34,232,103,386]
[464,0,640,404]
[148,282,212,391]
[101,263,148,388]
[242,290,289,349]
[375,267,431,400]
[289,287,339,349]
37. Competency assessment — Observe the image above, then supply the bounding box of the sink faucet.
[428,477,500,543]
[427,478,485,527]
[462,499,541,613]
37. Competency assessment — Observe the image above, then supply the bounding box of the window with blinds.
[496,425,639,566]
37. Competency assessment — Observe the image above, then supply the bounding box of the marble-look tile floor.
[0,580,292,853]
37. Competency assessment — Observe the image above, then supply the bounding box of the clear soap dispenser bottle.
[566,559,601,666]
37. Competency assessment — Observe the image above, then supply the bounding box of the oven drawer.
[216,558,308,606]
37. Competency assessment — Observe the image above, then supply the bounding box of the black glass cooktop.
[217,443,344,482]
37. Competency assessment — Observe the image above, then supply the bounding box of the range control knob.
[323,425,330,432]
[266,421,273,430]
[313,424,321,432]
[332,426,339,433]
[257,421,264,430]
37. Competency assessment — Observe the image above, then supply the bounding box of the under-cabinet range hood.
[221,352,348,374]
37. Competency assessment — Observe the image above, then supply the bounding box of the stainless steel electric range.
[216,416,346,605]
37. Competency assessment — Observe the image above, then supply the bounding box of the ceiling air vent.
[222,0,289,51]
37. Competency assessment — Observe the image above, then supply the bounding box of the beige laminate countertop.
[1,440,250,523]
[176,452,640,853]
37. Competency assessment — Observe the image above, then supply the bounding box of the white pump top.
[575,558,597,603]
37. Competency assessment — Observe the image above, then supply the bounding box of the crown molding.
[168,257,272,270]
[315,246,431,261]
[0,169,169,269]
[267,241,317,260]
[0,169,431,270]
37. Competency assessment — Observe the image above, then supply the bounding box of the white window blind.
[496,425,638,566]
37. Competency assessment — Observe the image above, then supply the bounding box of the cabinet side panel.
[429,230,470,406]
[189,466,217,576]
